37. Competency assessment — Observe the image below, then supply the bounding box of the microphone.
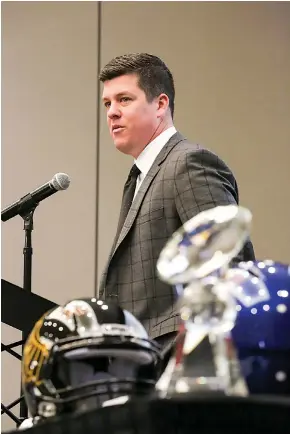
[1,173,71,222]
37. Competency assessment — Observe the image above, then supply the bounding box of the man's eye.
[120,97,131,103]
[104,101,111,108]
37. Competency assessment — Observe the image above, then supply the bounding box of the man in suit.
[98,53,255,349]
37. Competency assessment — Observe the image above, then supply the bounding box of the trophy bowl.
[157,205,252,285]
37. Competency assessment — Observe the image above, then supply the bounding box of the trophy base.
[156,334,248,398]
[175,376,227,394]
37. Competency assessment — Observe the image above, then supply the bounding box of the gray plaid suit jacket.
[99,132,255,339]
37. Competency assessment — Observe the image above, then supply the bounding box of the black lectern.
[1,279,56,425]
[4,393,290,434]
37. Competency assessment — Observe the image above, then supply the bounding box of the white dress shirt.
[133,126,177,198]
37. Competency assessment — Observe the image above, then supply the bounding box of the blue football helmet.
[231,260,290,396]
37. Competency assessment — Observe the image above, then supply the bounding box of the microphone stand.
[19,204,38,421]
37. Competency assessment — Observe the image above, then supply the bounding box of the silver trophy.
[156,205,269,397]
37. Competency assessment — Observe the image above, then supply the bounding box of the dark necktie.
[115,164,141,238]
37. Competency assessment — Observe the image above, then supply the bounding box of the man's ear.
[156,93,170,118]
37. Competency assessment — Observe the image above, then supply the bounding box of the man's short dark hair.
[99,53,175,117]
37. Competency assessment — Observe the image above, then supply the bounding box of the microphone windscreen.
[51,173,70,190]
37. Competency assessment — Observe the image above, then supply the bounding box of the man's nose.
[107,102,121,119]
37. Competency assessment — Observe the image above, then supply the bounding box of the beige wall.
[2,1,290,430]
[1,1,98,430]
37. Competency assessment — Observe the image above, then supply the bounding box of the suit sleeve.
[174,148,239,224]
[173,148,255,262]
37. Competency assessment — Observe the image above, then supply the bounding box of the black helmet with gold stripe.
[22,298,161,421]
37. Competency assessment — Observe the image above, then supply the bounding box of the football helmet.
[231,260,290,395]
[22,298,161,420]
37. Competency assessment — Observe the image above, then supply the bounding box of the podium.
[2,279,56,333]
[1,279,57,425]
[3,393,290,434]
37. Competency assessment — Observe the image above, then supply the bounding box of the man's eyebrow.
[102,92,133,101]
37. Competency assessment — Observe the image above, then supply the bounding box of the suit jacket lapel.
[112,132,185,255]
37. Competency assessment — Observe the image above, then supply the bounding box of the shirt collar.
[134,126,177,177]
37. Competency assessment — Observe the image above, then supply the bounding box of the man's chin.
[114,141,131,155]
